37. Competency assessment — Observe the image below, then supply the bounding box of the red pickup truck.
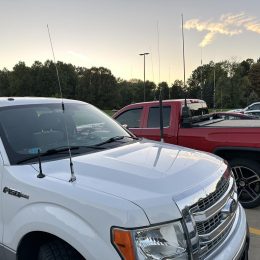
[113,99,260,208]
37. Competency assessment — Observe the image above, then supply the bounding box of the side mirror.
[181,106,192,128]
[122,124,129,129]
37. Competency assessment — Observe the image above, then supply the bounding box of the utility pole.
[139,52,149,101]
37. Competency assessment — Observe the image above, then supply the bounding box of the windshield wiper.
[95,135,138,146]
[16,145,106,164]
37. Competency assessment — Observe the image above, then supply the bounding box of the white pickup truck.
[0,97,249,260]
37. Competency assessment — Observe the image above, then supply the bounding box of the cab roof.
[0,97,85,107]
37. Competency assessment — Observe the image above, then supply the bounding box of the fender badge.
[3,187,29,199]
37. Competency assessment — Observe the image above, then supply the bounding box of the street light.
[139,52,149,101]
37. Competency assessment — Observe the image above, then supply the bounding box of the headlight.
[224,161,237,193]
[112,220,188,260]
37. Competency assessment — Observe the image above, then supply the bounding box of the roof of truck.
[125,99,205,106]
[0,97,85,107]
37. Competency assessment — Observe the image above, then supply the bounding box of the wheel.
[38,239,85,260]
[229,159,260,208]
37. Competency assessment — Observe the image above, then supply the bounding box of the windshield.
[0,102,132,164]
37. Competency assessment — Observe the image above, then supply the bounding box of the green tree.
[156,82,169,100]
[1,57,258,110]
[76,67,95,103]
[117,79,135,107]
[0,68,11,96]
[56,61,78,99]
[98,67,119,109]
[249,63,260,97]
[77,67,119,109]
[171,80,184,99]
[31,60,60,97]
[187,62,216,107]
[9,62,33,96]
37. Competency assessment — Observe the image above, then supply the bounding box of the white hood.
[32,140,225,223]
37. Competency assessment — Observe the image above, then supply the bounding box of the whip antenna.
[157,21,161,85]
[181,14,186,94]
[181,14,188,109]
[47,25,63,103]
[47,24,76,182]
[181,15,191,127]
[157,21,164,142]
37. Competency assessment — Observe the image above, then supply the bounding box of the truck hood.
[33,140,225,224]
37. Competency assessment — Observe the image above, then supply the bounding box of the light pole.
[139,52,149,101]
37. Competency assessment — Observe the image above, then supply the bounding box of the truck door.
[141,105,176,143]
[0,145,4,245]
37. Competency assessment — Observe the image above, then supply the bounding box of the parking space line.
[249,227,260,236]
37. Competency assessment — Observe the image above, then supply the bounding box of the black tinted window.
[116,108,142,128]
[147,106,171,128]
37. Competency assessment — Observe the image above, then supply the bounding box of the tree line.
[0,58,259,110]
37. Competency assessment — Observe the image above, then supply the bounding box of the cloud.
[245,22,260,34]
[200,32,216,47]
[220,13,254,26]
[184,12,260,47]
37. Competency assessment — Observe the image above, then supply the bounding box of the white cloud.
[200,32,216,47]
[184,12,260,47]
[245,22,260,34]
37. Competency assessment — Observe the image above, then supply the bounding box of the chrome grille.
[202,217,234,257]
[193,176,229,212]
[193,175,237,258]
[175,167,238,260]
[196,212,222,235]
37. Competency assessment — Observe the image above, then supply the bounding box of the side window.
[147,106,171,128]
[247,104,260,110]
[116,108,143,128]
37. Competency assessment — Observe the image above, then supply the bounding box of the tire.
[38,239,85,260]
[229,158,260,208]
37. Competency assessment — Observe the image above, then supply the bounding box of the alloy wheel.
[232,166,260,204]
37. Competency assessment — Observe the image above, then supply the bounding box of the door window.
[252,104,260,110]
[116,108,143,128]
[147,106,171,128]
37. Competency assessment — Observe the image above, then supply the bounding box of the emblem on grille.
[221,198,237,219]
[229,198,237,214]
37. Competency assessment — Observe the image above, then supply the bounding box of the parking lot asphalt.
[245,207,260,260]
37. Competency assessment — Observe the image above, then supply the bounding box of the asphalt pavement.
[245,207,260,260]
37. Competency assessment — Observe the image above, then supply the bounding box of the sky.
[1,0,260,84]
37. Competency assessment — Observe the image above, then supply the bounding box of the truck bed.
[193,119,260,128]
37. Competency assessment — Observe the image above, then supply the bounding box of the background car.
[244,110,260,118]
[243,102,260,112]
[228,108,244,113]
[228,101,260,114]
[211,111,258,120]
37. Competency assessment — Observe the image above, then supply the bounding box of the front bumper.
[237,223,250,260]
[205,204,249,260]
